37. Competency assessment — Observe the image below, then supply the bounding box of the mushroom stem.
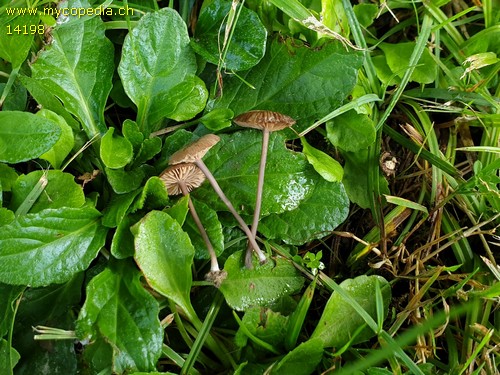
[179,181,220,272]
[245,128,270,268]
[194,159,267,264]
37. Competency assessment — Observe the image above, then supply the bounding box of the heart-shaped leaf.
[119,8,208,134]
[0,207,107,287]
[219,250,304,311]
[76,261,163,373]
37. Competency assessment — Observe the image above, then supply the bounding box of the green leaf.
[102,189,142,228]
[130,177,169,212]
[100,127,134,169]
[192,0,267,71]
[271,338,324,375]
[110,215,138,259]
[105,166,149,194]
[235,307,288,349]
[384,195,428,214]
[0,111,61,163]
[184,198,224,260]
[164,195,189,226]
[30,0,114,138]
[0,283,24,337]
[38,109,75,169]
[353,3,379,28]
[342,149,389,209]
[326,111,376,152]
[9,170,85,214]
[209,39,363,135]
[0,208,14,226]
[0,163,18,192]
[0,207,107,287]
[310,275,391,348]
[132,137,162,167]
[76,261,163,373]
[379,42,437,84]
[259,177,349,245]
[122,119,144,149]
[301,137,343,182]
[1,80,27,111]
[133,210,194,314]
[0,13,37,67]
[219,251,304,311]
[119,8,208,134]
[200,108,235,131]
[0,339,20,373]
[196,131,315,216]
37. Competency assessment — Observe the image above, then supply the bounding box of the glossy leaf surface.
[119,8,208,134]
[259,178,349,245]
[100,127,134,169]
[0,111,61,163]
[133,210,194,314]
[30,1,114,138]
[76,261,163,373]
[196,131,315,216]
[0,207,107,287]
[38,109,75,169]
[301,137,343,182]
[220,251,304,311]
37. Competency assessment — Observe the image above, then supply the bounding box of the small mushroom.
[169,134,267,264]
[233,110,295,268]
[160,163,226,286]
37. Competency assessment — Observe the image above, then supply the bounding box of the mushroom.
[233,110,295,268]
[169,134,267,264]
[160,162,226,286]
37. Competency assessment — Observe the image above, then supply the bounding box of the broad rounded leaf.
[209,39,363,135]
[326,111,376,152]
[0,111,61,163]
[0,207,107,287]
[219,250,304,311]
[379,42,437,84]
[9,170,85,213]
[196,131,315,216]
[119,8,207,134]
[133,210,194,313]
[76,261,163,373]
[192,0,267,71]
[311,275,391,348]
[259,177,349,245]
[100,127,134,169]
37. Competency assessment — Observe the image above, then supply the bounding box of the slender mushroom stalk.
[234,110,296,268]
[169,134,267,264]
[160,163,227,286]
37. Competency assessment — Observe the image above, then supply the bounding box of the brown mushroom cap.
[160,163,206,195]
[169,134,220,165]
[234,110,296,131]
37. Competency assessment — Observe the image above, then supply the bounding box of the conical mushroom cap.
[234,110,296,131]
[169,134,220,165]
[160,163,206,195]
